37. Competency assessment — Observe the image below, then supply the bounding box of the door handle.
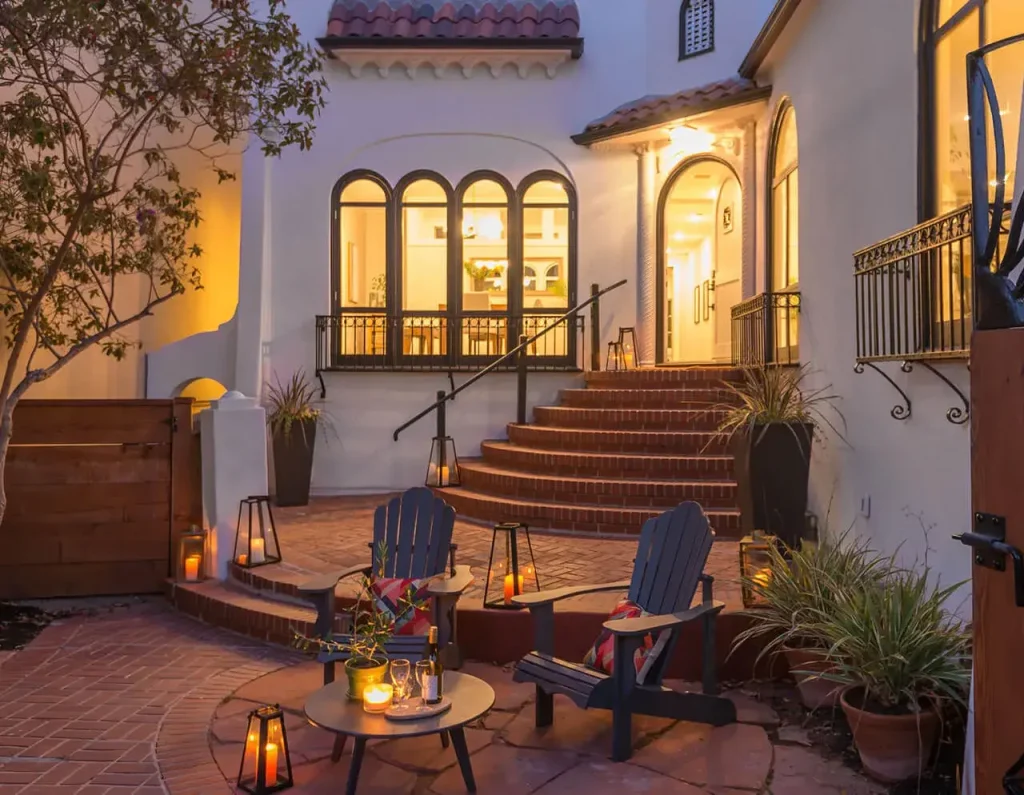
[954,512,1024,607]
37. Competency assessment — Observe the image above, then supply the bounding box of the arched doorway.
[657,157,742,364]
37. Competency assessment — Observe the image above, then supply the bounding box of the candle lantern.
[425,390,461,488]
[483,523,540,610]
[617,327,638,369]
[233,496,283,569]
[606,341,625,371]
[236,704,293,794]
[739,533,779,609]
[178,524,206,583]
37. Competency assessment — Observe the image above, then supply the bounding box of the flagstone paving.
[0,599,883,794]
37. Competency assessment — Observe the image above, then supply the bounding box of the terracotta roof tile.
[326,0,581,40]
[575,77,772,144]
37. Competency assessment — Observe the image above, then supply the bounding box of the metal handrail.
[392,278,627,441]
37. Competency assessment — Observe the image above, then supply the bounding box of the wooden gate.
[970,329,1024,794]
[0,398,198,599]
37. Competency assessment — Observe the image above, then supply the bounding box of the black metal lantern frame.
[178,524,207,583]
[739,533,780,609]
[237,704,293,794]
[234,496,283,569]
[606,341,625,371]
[483,522,540,610]
[617,327,638,369]
[425,390,461,488]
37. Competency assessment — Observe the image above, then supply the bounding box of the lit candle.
[264,742,278,787]
[184,555,201,582]
[250,538,266,564]
[752,568,772,587]
[237,553,248,566]
[362,683,394,713]
[439,465,449,486]
[243,731,258,773]
[503,573,524,605]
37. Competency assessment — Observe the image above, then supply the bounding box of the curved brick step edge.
[507,423,728,454]
[585,367,744,388]
[459,462,738,509]
[161,581,772,680]
[480,441,734,480]
[559,387,737,408]
[533,405,727,431]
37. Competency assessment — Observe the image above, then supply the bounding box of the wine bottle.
[424,625,444,705]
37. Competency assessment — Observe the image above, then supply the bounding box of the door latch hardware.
[954,512,1024,607]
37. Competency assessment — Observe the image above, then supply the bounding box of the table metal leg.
[346,737,366,795]
[450,727,476,793]
[331,734,347,763]
[440,730,450,749]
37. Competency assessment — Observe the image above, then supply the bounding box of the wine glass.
[414,660,432,705]
[390,660,411,707]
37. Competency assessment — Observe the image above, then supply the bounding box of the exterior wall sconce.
[178,524,207,583]
[739,532,778,609]
[237,704,293,793]
[483,522,539,609]
[426,390,461,488]
[234,496,283,569]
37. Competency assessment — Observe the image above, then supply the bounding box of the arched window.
[398,175,450,358]
[922,0,1024,216]
[768,102,799,293]
[679,0,714,61]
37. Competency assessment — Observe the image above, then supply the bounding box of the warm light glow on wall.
[659,126,716,173]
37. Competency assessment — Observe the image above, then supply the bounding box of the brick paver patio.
[0,600,881,794]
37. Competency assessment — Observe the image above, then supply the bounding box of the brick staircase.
[443,366,745,537]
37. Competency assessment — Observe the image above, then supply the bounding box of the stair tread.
[481,440,732,462]
[174,580,316,621]
[511,423,719,436]
[537,406,723,414]
[460,460,735,488]
[445,486,741,516]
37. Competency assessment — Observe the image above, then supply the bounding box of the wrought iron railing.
[315,311,583,374]
[853,204,1009,362]
[730,292,801,365]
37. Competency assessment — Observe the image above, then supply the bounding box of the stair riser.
[480,444,734,480]
[586,369,744,389]
[460,468,737,509]
[508,424,728,454]
[559,389,736,408]
[534,407,727,431]
[441,490,742,537]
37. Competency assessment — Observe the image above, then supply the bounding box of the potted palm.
[731,531,891,709]
[265,371,323,507]
[711,365,844,546]
[809,570,971,783]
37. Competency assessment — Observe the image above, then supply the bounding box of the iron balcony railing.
[316,311,585,374]
[853,204,1010,362]
[730,291,801,366]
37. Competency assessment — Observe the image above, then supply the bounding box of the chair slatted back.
[627,501,713,615]
[371,487,455,579]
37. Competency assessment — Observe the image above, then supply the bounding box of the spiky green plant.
[265,370,322,446]
[710,363,847,449]
[730,530,894,665]
[807,569,971,711]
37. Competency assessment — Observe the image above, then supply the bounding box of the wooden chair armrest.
[512,580,631,608]
[297,563,372,595]
[427,565,474,596]
[603,600,725,636]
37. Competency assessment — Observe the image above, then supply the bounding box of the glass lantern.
[483,523,540,610]
[178,524,206,583]
[237,704,293,794]
[606,341,625,371]
[425,389,461,488]
[234,496,283,569]
[618,327,638,369]
[739,533,778,608]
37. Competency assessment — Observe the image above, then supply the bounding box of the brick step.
[459,462,737,508]
[534,406,726,431]
[441,487,742,537]
[507,423,727,454]
[585,367,744,389]
[559,388,735,408]
[480,441,733,479]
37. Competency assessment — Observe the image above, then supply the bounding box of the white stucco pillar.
[636,144,658,366]
[200,391,269,580]
[741,121,758,300]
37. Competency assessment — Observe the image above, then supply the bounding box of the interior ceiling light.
[667,125,715,155]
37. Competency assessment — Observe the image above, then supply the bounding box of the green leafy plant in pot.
[806,569,971,783]
[265,371,324,507]
[731,530,892,709]
[711,364,845,547]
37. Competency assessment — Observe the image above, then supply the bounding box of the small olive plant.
[265,370,327,447]
[293,542,428,667]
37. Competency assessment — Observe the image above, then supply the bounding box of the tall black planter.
[732,422,813,547]
[271,418,317,507]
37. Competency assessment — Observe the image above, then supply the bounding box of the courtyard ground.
[0,599,885,795]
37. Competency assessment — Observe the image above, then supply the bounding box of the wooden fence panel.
[0,398,199,599]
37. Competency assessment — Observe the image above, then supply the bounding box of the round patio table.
[304,671,495,795]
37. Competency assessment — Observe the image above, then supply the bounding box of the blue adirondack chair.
[512,501,736,761]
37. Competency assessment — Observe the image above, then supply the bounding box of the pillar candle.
[503,573,524,604]
[184,555,201,582]
[250,538,266,564]
[264,742,278,787]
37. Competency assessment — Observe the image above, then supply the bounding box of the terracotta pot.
[840,686,941,783]
[784,647,842,709]
[344,658,388,701]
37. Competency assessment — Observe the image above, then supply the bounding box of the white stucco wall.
[755,0,972,595]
